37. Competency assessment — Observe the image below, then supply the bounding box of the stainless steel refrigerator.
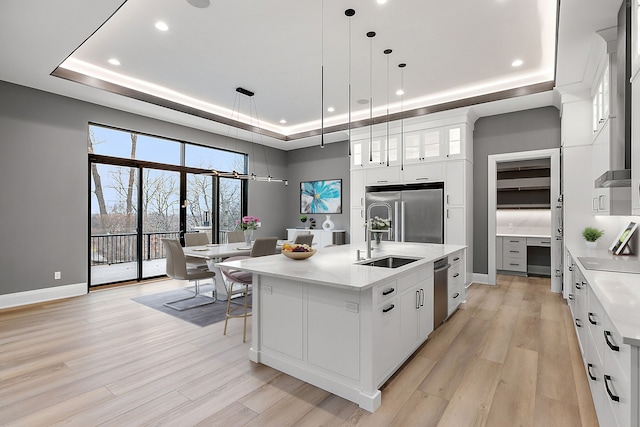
[365,183,444,243]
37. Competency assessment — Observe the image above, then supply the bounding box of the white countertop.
[567,244,640,347]
[497,233,551,239]
[216,242,466,290]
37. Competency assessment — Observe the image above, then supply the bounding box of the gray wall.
[473,106,561,274]
[285,141,351,240]
[0,80,287,296]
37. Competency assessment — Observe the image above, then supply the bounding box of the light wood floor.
[0,275,599,426]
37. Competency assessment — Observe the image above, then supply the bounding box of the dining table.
[183,241,285,300]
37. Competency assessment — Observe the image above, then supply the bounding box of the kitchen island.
[216,242,466,412]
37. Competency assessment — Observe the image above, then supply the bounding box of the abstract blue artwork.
[300,179,342,214]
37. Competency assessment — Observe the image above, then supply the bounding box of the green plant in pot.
[582,227,604,249]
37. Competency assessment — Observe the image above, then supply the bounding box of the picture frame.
[609,221,637,255]
[300,179,342,214]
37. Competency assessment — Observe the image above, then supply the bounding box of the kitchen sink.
[358,256,421,268]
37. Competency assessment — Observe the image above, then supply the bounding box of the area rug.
[131,285,250,327]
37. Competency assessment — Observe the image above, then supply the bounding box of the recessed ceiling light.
[511,59,523,67]
[280,119,287,124]
[396,89,404,96]
[187,0,210,8]
[377,0,388,4]
[108,58,121,66]
[327,107,335,113]
[155,21,169,31]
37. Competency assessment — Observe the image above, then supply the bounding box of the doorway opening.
[487,148,562,292]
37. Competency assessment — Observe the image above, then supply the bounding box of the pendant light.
[320,0,325,149]
[398,63,406,171]
[345,8,355,157]
[367,31,376,163]
[205,87,288,185]
[384,48,392,167]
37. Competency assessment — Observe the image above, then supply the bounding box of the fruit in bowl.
[281,243,316,260]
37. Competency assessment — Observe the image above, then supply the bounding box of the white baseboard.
[0,283,87,309]
[471,273,492,285]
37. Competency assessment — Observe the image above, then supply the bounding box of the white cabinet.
[444,161,472,284]
[447,251,465,316]
[364,165,401,185]
[496,236,503,270]
[286,229,346,248]
[373,284,401,385]
[351,169,365,208]
[500,237,527,273]
[631,70,640,215]
[592,120,611,215]
[399,267,434,356]
[592,60,610,135]
[566,252,640,427]
[350,207,365,244]
[401,162,444,183]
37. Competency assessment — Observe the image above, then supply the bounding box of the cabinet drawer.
[402,163,443,182]
[449,251,463,266]
[603,318,630,383]
[448,262,464,287]
[366,166,401,185]
[503,246,526,260]
[603,347,631,427]
[501,258,526,272]
[526,237,552,247]
[375,281,397,304]
[587,290,605,363]
[448,283,463,316]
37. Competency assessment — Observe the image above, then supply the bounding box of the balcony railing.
[90,229,236,266]
[90,231,180,266]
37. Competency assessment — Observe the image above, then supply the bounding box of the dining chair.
[226,230,245,243]
[293,233,314,246]
[184,232,210,270]
[218,236,278,342]
[161,238,217,311]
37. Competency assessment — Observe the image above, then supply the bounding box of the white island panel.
[261,276,303,359]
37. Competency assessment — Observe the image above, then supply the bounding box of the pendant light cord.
[320,0,325,149]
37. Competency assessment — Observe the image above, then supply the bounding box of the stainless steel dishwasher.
[433,257,450,328]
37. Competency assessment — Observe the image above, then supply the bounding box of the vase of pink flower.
[237,215,261,245]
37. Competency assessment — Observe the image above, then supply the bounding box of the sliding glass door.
[90,164,140,285]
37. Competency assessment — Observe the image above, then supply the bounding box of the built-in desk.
[497,234,551,276]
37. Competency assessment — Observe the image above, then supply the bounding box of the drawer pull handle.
[568,294,574,300]
[453,257,460,261]
[604,330,619,352]
[575,282,582,290]
[453,292,460,299]
[415,177,429,181]
[420,288,425,307]
[588,312,597,325]
[382,288,395,296]
[509,263,520,266]
[509,240,519,243]
[587,363,596,381]
[509,250,520,253]
[575,319,582,328]
[568,266,573,271]
[377,180,388,183]
[382,304,395,313]
[541,241,550,245]
[453,273,460,278]
[604,375,620,402]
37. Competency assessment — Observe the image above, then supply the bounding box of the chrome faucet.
[365,201,393,259]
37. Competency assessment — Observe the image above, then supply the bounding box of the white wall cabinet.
[286,229,346,248]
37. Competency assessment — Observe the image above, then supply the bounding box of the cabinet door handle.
[453,292,460,299]
[453,273,460,278]
[575,319,582,328]
[446,209,450,219]
[415,177,429,181]
[587,363,597,381]
[377,180,388,183]
[382,304,395,313]
[575,282,582,290]
[416,290,420,309]
[453,257,460,262]
[568,294,574,300]
[598,195,605,210]
[446,195,450,204]
[593,197,598,211]
[604,330,619,352]
[382,288,395,296]
[420,288,425,306]
[588,312,597,325]
[604,375,620,402]
[568,266,573,271]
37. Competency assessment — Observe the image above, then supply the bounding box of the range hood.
[595,1,632,190]
[595,169,631,188]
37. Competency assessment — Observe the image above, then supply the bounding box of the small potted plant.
[582,227,604,249]
[300,215,308,229]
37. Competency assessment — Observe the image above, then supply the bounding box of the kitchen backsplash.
[496,209,551,236]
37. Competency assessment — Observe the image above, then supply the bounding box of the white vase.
[244,230,253,246]
[585,241,597,249]
[322,215,335,230]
